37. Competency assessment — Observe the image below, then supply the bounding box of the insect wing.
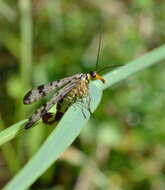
[23,74,82,105]
[24,80,80,129]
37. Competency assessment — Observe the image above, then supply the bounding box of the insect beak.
[96,74,105,83]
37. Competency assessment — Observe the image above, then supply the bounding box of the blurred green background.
[0,0,165,189]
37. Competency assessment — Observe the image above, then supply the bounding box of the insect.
[23,71,105,129]
[23,33,105,129]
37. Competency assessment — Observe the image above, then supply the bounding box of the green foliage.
[0,0,165,190]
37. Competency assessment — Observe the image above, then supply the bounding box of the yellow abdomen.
[55,78,89,122]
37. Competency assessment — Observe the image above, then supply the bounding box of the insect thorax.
[56,74,89,113]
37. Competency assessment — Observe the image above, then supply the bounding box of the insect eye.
[90,71,96,78]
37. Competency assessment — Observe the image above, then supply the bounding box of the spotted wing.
[23,74,82,105]
[24,80,80,129]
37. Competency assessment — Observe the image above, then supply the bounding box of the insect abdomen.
[54,79,89,122]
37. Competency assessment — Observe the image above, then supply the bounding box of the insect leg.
[42,112,56,125]
[75,98,90,119]
[87,95,92,114]
[78,95,92,115]
[76,101,87,119]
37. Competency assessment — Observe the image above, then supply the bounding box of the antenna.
[97,65,123,74]
[95,26,102,71]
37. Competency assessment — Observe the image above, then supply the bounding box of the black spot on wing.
[38,84,44,93]
[52,81,59,88]
[50,82,53,86]
[38,84,46,96]
[23,91,32,104]
[40,104,48,115]
[25,120,33,129]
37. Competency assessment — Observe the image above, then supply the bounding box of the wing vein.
[24,80,80,129]
[23,74,82,104]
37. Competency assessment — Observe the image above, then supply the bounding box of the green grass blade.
[3,84,102,190]
[0,1,16,21]
[0,120,27,146]
[19,0,33,85]
[94,45,165,90]
[3,45,165,190]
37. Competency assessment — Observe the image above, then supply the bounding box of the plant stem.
[19,0,33,85]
